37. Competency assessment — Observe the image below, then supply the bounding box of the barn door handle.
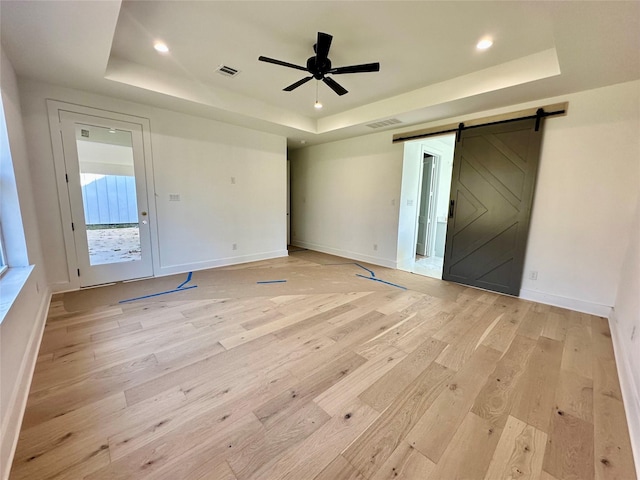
[448,200,455,218]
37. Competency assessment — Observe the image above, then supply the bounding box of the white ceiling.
[1,1,639,148]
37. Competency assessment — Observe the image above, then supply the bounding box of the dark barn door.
[442,118,543,296]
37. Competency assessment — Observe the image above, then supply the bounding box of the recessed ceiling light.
[154,42,169,53]
[477,38,493,50]
[108,129,116,134]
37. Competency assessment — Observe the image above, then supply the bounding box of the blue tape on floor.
[355,274,407,290]
[322,262,376,277]
[354,263,376,278]
[176,271,193,289]
[256,280,287,284]
[119,285,198,303]
[322,261,405,290]
[119,272,197,304]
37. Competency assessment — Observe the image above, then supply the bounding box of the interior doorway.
[416,154,436,257]
[397,134,455,279]
[414,153,442,278]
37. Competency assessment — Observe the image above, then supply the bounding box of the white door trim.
[46,100,159,290]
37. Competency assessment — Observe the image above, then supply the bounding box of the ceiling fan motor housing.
[307,55,331,79]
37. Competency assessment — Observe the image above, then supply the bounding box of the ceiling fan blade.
[329,62,380,75]
[258,56,307,72]
[283,76,313,91]
[323,76,348,96]
[315,32,333,64]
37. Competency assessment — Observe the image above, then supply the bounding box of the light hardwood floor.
[10,250,636,479]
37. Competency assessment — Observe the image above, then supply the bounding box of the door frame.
[397,137,455,273]
[47,100,159,290]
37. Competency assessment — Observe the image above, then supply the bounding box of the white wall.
[18,79,288,289]
[290,80,640,316]
[610,197,640,477]
[0,46,50,480]
[290,133,404,267]
[521,81,640,315]
[150,109,286,272]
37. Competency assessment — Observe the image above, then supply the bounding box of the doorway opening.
[414,153,441,278]
[396,134,455,279]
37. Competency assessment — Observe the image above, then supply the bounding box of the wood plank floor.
[10,251,636,479]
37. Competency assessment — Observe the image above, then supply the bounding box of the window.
[0,89,35,323]
[0,91,12,279]
[0,222,7,277]
[0,91,14,279]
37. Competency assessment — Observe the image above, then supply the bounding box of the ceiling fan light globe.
[477,38,493,50]
[154,42,169,53]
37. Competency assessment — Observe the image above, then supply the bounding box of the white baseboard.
[50,285,76,294]
[520,288,612,317]
[49,280,76,294]
[50,251,291,293]
[291,241,397,269]
[608,310,640,480]
[156,250,289,277]
[1,287,51,480]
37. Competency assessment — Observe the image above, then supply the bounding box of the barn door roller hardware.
[392,102,568,144]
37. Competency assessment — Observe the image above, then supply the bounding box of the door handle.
[141,211,148,216]
[448,200,455,218]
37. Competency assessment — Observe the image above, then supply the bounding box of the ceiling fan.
[258,32,380,96]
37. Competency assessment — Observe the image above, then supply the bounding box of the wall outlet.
[528,270,538,280]
[232,243,237,250]
[231,177,236,184]
[391,199,396,206]
[373,244,378,251]
[407,199,414,206]
[169,194,180,201]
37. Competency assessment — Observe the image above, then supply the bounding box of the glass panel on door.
[75,124,142,266]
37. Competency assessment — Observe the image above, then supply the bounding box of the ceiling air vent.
[215,65,240,77]
[366,118,402,129]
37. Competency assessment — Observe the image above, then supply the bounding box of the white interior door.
[60,111,153,287]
